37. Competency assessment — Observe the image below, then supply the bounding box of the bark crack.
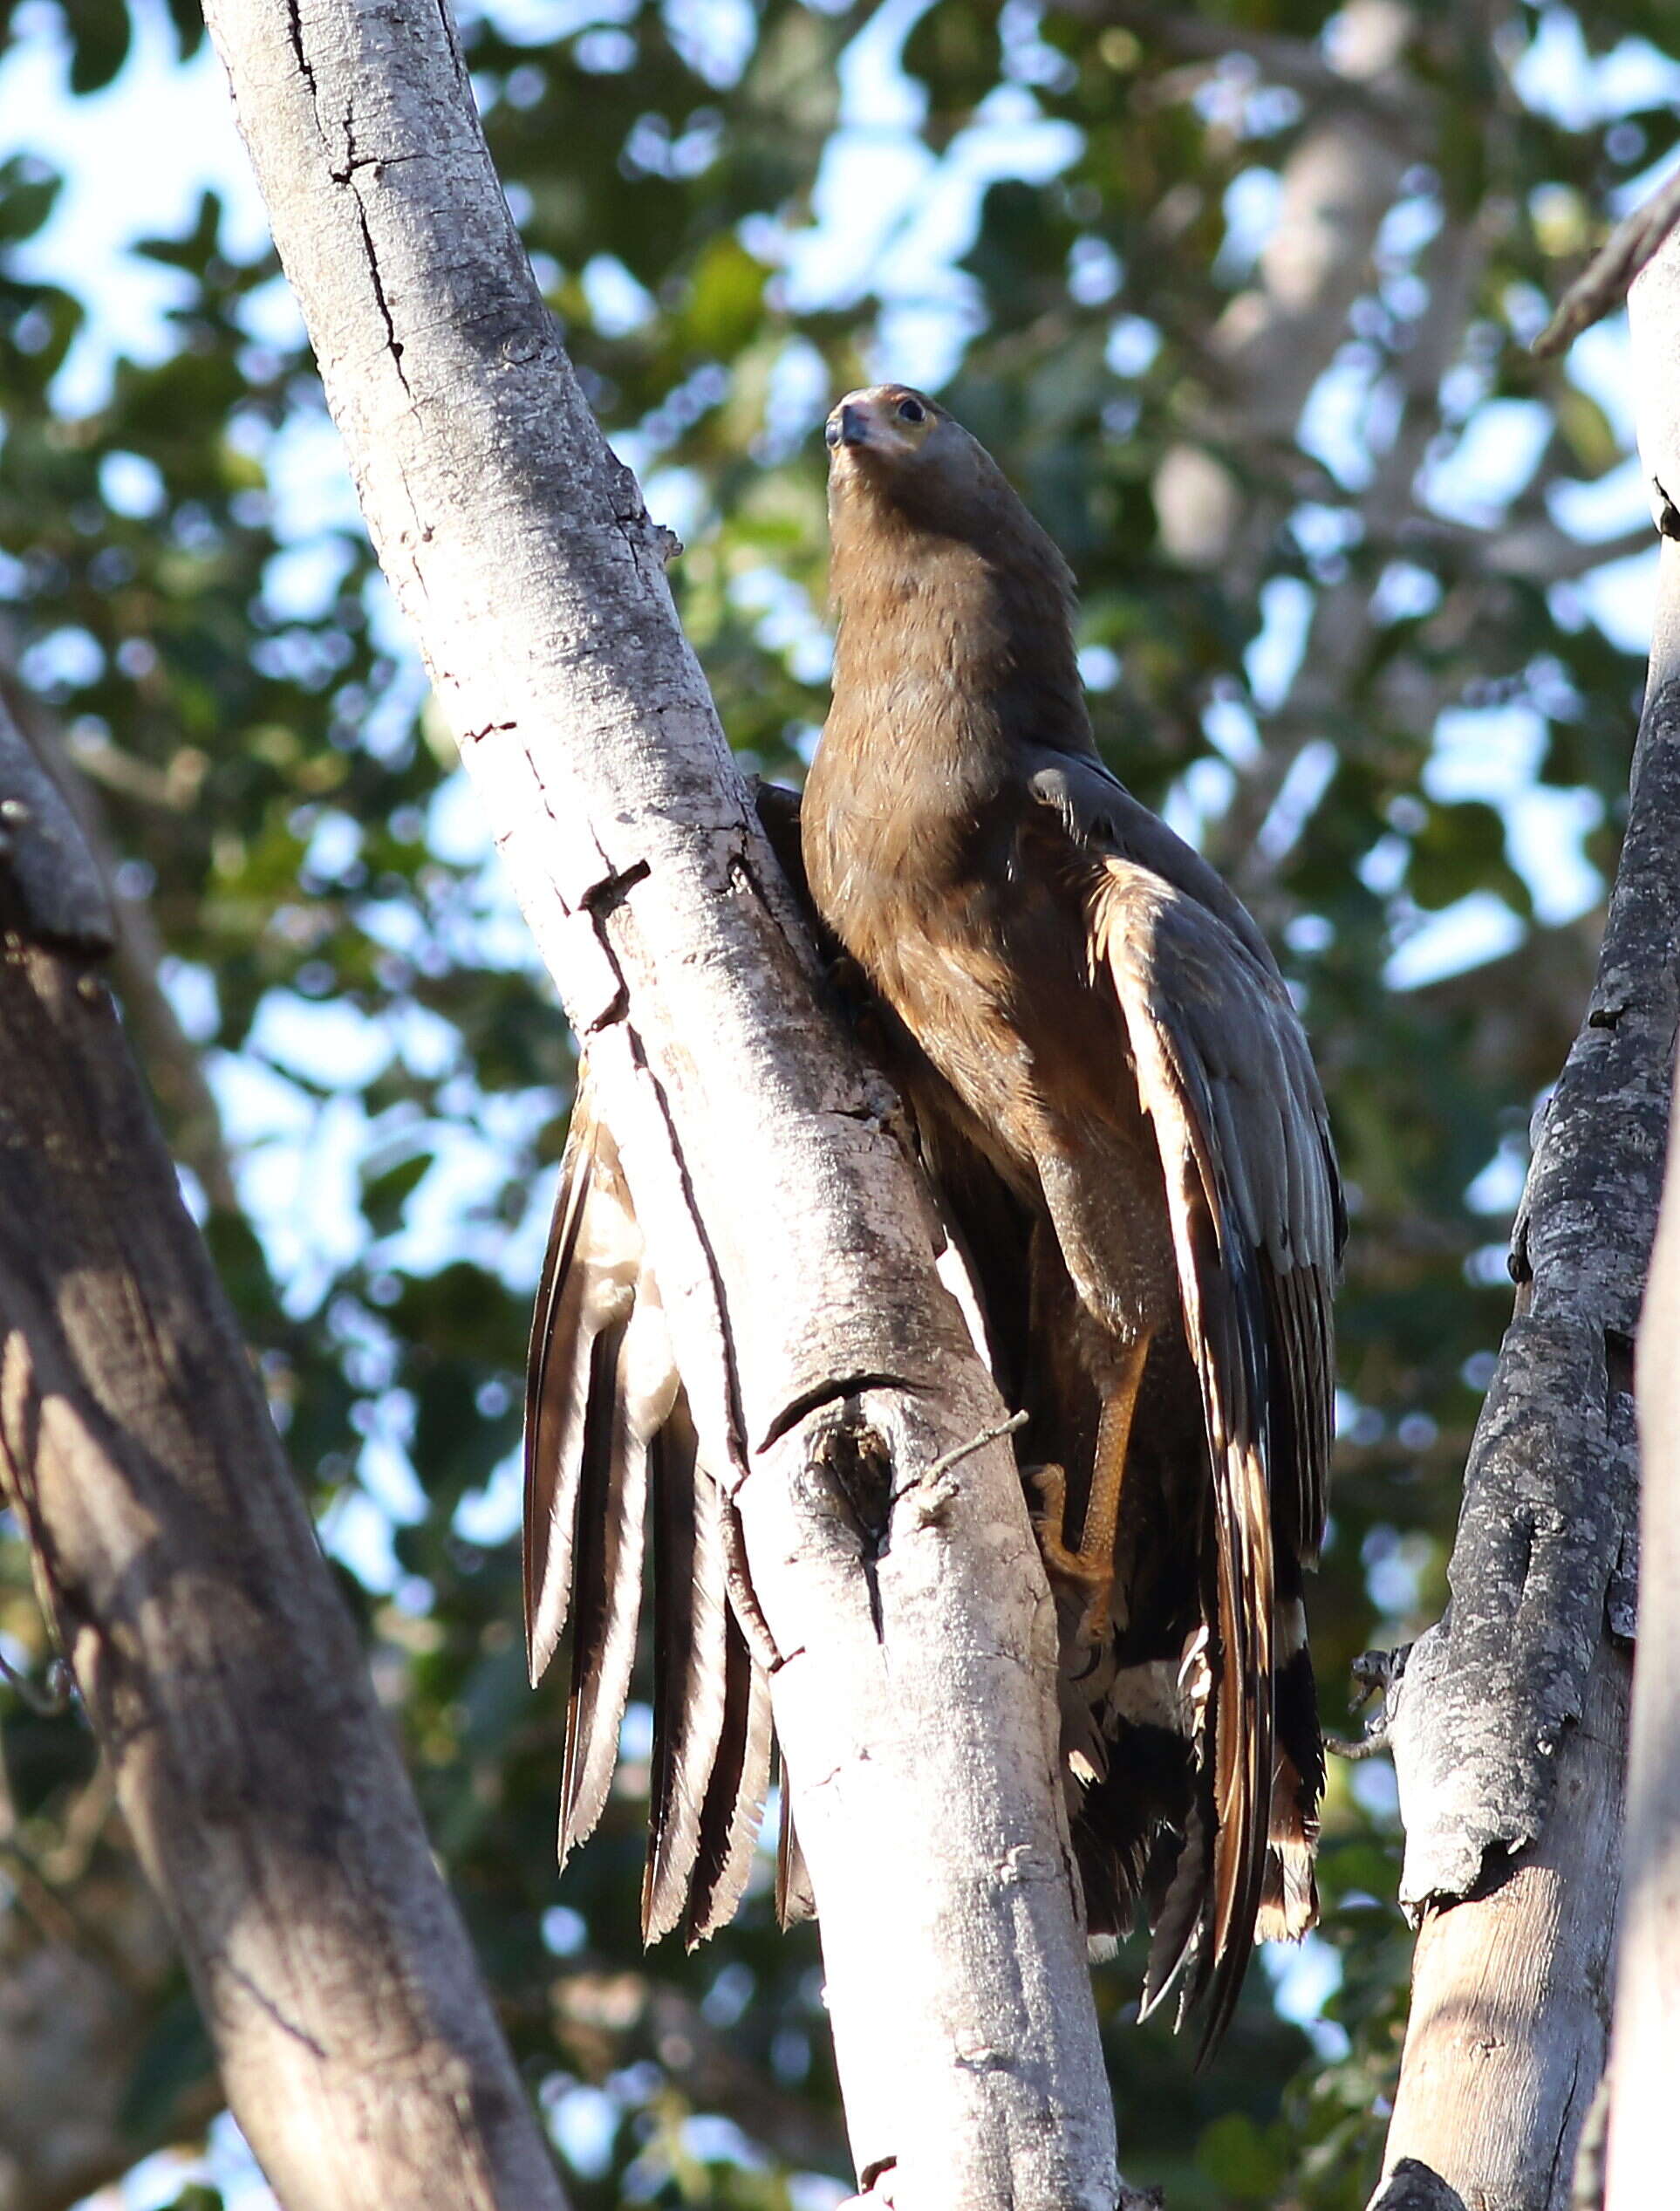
[284,0,318,104]
[352,193,411,399]
[217,1960,331,2058]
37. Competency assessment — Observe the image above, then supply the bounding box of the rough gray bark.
[1375,223,1680,2211]
[1379,1643,1629,2210]
[1608,1061,1680,2208]
[1602,222,1680,2211]
[0,695,571,2211]
[198,2,1117,2204]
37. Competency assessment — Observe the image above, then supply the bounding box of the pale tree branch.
[196,0,1117,2205]
[1601,216,1680,2211]
[1370,235,1680,2211]
[1149,0,1419,578]
[1220,198,1494,896]
[1394,516,1657,585]
[0,690,573,2211]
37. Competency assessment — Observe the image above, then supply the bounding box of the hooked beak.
[824,404,868,452]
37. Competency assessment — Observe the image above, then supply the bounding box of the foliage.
[0,1,1669,2203]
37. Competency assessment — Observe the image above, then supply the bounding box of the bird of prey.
[525,386,1342,2046]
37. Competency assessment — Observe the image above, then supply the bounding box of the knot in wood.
[809,1402,895,1551]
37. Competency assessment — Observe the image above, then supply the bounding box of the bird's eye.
[897,397,925,424]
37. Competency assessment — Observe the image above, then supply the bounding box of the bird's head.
[823,384,1077,626]
[824,384,947,467]
[823,385,996,531]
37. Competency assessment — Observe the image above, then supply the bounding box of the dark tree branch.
[0,668,238,1214]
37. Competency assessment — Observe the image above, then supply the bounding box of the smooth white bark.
[200,2,1118,2203]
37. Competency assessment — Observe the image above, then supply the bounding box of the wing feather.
[1091,857,1337,2047]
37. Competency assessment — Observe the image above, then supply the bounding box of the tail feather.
[643,1400,732,1941]
[526,1062,770,1940]
[558,1323,649,1864]
[682,1601,773,1945]
[1259,1605,1322,1943]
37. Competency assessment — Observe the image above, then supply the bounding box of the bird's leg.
[1030,1335,1151,1647]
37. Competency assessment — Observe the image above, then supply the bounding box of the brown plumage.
[522,386,1340,2052]
[802,385,1342,2046]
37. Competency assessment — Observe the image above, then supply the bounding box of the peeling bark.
[197,1,1117,2203]
[1376,216,1680,2211]
[0,693,572,2211]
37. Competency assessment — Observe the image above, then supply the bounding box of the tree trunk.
[0,698,571,2211]
[1602,216,1680,2211]
[197,2,1118,2204]
[1375,213,1680,2211]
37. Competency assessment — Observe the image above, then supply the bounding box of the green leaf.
[64,0,132,93]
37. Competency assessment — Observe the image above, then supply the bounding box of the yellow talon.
[1027,1334,1151,1647]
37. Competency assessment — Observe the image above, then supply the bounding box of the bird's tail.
[1258,1594,1322,1943]
[524,1071,773,1946]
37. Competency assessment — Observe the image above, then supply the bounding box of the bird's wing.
[1028,758,1338,2045]
[1023,744,1343,1551]
[525,1061,771,1943]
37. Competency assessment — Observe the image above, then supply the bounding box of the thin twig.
[0,1646,73,1716]
[918,1408,1028,1491]
[1534,163,1680,356]
[893,1409,1030,1530]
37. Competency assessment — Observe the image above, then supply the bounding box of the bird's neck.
[824,490,1091,801]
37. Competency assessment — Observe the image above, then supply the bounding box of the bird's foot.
[1027,1463,1113,1648]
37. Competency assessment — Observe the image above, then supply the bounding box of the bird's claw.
[1027,1463,1113,1647]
